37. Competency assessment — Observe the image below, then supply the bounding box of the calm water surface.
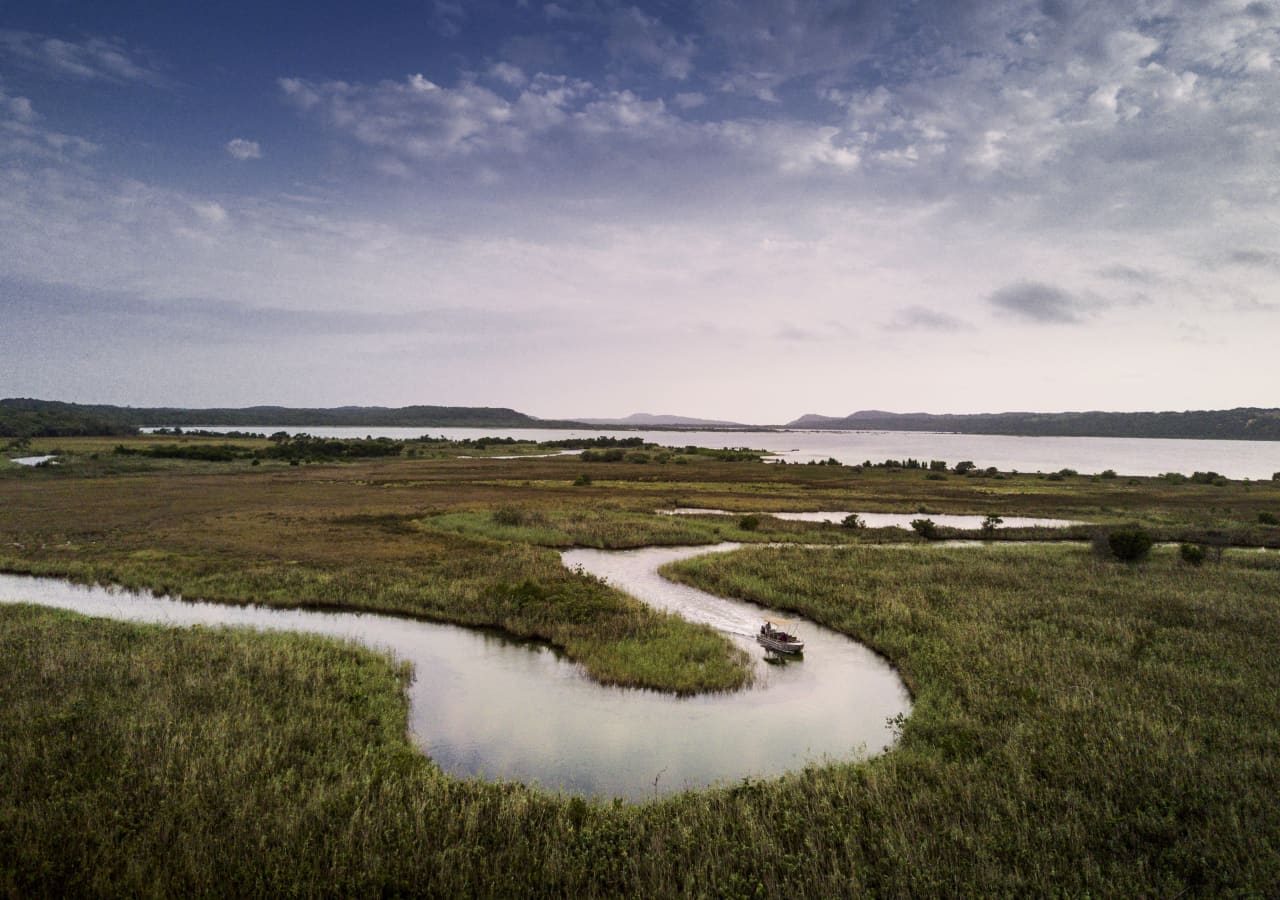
[0,544,909,799]
[148,425,1280,479]
[660,509,1077,529]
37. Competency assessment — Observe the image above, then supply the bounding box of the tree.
[1108,526,1153,562]
[981,514,1003,536]
[841,513,865,530]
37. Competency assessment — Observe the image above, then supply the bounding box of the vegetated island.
[788,407,1280,441]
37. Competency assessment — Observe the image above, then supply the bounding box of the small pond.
[660,508,1077,529]
[9,455,59,467]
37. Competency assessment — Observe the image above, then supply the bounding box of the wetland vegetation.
[3,432,1280,894]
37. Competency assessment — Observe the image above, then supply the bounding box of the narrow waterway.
[0,544,909,799]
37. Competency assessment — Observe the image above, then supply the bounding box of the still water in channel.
[0,544,909,800]
[659,509,1076,529]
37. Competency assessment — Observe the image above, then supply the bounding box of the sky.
[0,0,1277,423]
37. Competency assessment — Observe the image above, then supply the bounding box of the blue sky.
[1,0,1278,421]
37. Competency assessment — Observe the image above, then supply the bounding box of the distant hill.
[574,413,753,428]
[786,408,1280,441]
[0,398,585,438]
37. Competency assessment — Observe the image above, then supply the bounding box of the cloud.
[606,5,696,80]
[1096,264,1159,284]
[887,305,971,332]
[225,138,262,160]
[432,1,466,38]
[1227,249,1280,268]
[0,30,165,85]
[0,89,98,160]
[988,281,1085,323]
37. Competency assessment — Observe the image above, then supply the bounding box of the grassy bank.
[5,542,1280,894]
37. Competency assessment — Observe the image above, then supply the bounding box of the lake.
[147,425,1280,479]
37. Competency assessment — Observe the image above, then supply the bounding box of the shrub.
[910,518,939,540]
[1108,526,1154,562]
[925,473,947,481]
[1259,511,1279,526]
[1100,469,1117,479]
[738,515,760,532]
[1057,468,1078,477]
[491,506,528,527]
[929,460,947,471]
[572,474,592,486]
[954,460,976,474]
[1161,472,1187,484]
[1179,543,1207,566]
[841,513,865,530]
[1273,471,1280,481]
[981,514,1003,535]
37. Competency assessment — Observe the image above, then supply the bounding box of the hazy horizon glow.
[1,1,1277,421]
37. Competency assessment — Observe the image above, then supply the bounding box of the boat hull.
[757,634,804,654]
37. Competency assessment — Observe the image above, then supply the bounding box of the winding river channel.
[0,544,909,800]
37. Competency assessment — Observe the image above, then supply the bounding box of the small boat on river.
[757,619,804,655]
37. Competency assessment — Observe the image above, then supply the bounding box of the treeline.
[115,435,406,463]
[0,398,584,437]
[788,408,1280,441]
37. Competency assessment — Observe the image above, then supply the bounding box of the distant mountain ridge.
[0,398,585,437]
[787,408,1280,441]
[574,413,752,428]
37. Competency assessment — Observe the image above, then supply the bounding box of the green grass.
[5,544,1280,894]
[4,441,1280,892]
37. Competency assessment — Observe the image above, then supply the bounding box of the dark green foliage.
[1108,526,1154,562]
[1161,472,1188,484]
[910,518,939,539]
[981,514,1003,535]
[573,474,592,486]
[925,472,946,481]
[928,460,947,471]
[491,506,530,527]
[1259,511,1278,526]
[841,514,865,529]
[1100,469,1118,479]
[1179,543,1207,566]
[1191,471,1229,486]
[954,460,976,473]
[738,515,760,531]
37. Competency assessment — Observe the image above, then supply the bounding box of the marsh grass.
[6,543,1280,895]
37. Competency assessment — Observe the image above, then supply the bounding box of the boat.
[757,619,804,654]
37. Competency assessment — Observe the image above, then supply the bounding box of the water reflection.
[0,549,909,800]
[659,508,1076,528]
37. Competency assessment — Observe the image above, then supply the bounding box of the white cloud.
[225,138,262,160]
[0,30,165,85]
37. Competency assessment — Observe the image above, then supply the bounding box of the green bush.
[1100,469,1117,479]
[1179,543,1207,566]
[491,506,528,527]
[738,515,760,532]
[925,473,947,481]
[1108,526,1154,562]
[910,518,939,540]
[572,474,592,486]
[841,514,865,530]
[954,460,976,474]
[981,514,1003,535]
[1258,511,1278,526]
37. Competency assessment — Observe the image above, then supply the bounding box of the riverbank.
[4,539,1280,895]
